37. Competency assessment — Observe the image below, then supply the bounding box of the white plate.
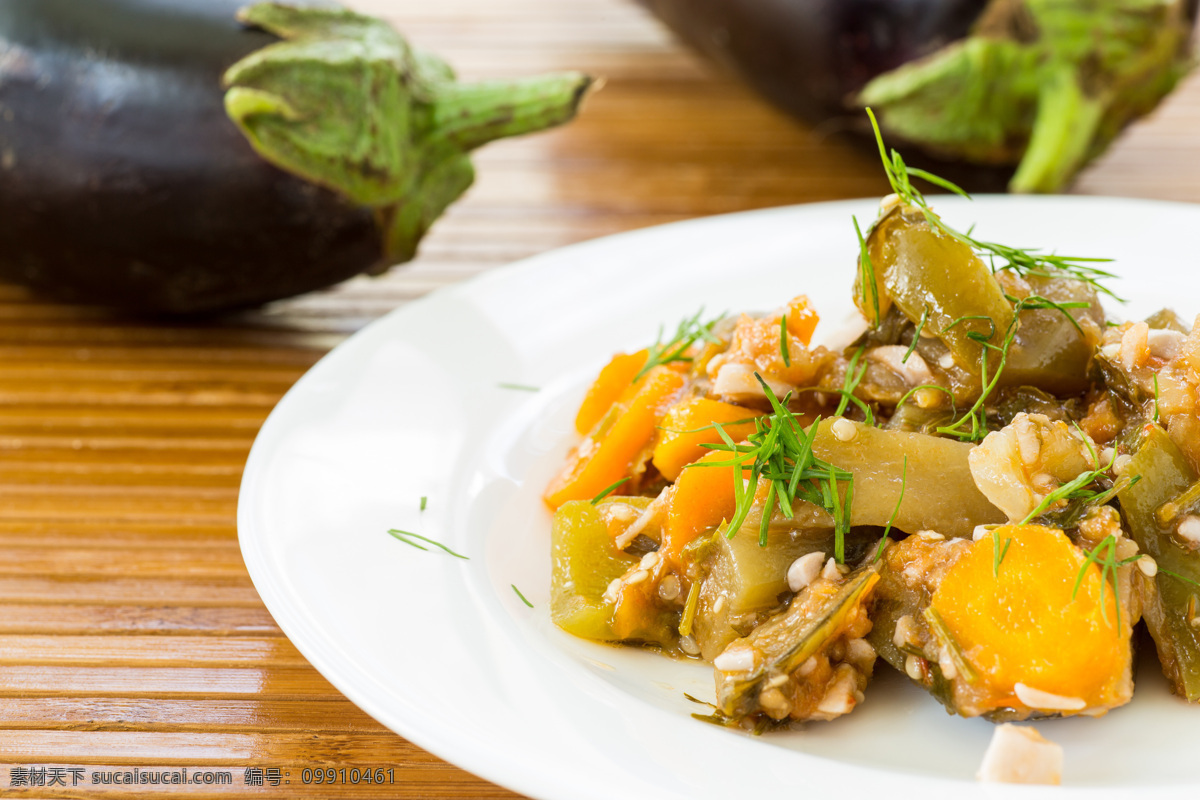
[239,196,1200,800]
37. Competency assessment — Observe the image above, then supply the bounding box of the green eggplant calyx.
[858,0,1195,193]
[222,3,593,263]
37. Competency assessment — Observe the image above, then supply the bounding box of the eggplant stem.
[1009,65,1105,194]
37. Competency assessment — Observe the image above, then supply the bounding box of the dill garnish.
[933,295,1088,442]
[865,108,1119,301]
[419,496,427,511]
[590,477,631,505]
[854,215,881,327]
[697,375,855,561]
[511,584,534,608]
[1018,454,1132,527]
[498,382,539,392]
[835,346,871,423]
[992,531,1014,577]
[1154,373,1162,423]
[387,529,470,560]
[633,308,724,382]
[902,307,928,365]
[1072,534,1140,632]
[860,107,1118,442]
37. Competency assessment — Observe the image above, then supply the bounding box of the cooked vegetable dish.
[544,119,1200,733]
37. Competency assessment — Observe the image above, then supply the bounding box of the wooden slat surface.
[1,0,1198,796]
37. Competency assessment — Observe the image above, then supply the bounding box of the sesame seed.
[639,551,660,570]
[916,530,944,541]
[657,574,680,601]
[604,578,622,603]
[1138,555,1158,577]
[712,595,726,615]
[713,647,755,673]
[821,557,842,582]
[893,615,917,649]
[831,417,858,443]
[973,525,996,542]
[938,353,956,370]
[678,635,701,656]
[1112,453,1132,476]
[905,655,923,680]
[626,569,650,585]
[1014,683,1086,711]
[765,673,790,689]
[787,551,825,593]
[1178,516,1200,545]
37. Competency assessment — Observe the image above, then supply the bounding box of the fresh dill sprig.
[1018,451,1126,527]
[935,295,1089,443]
[992,530,1014,577]
[590,476,631,505]
[1159,566,1200,589]
[1072,534,1140,632]
[864,108,1119,301]
[387,529,470,560]
[1154,373,1162,423]
[853,215,881,327]
[498,382,539,392]
[698,375,855,561]
[779,312,791,368]
[874,456,907,562]
[902,307,928,365]
[835,346,870,422]
[511,584,534,608]
[419,496,427,511]
[634,308,724,382]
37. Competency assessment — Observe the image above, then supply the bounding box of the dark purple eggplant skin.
[0,0,384,315]
[637,0,990,123]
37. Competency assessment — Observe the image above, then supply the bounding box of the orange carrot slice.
[932,524,1127,706]
[785,295,819,345]
[545,366,685,509]
[660,449,756,570]
[651,397,761,482]
[574,349,649,434]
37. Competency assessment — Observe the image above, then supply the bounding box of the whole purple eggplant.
[639,0,1198,192]
[0,0,591,314]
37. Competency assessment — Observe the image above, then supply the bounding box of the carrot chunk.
[574,349,649,434]
[785,295,819,346]
[545,366,685,509]
[931,524,1127,707]
[660,449,756,570]
[651,397,762,482]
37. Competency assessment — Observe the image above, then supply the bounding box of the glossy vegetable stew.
[544,172,1200,731]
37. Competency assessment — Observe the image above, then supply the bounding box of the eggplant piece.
[550,499,646,642]
[638,0,1196,192]
[806,418,1005,538]
[1117,425,1200,700]
[0,0,590,314]
[713,558,880,724]
[857,203,1103,399]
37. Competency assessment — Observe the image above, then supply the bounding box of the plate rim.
[238,193,1200,800]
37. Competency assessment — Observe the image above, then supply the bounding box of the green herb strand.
[633,308,724,382]
[590,477,632,505]
[511,584,534,608]
[387,529,470,560]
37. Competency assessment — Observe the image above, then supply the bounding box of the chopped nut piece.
[978,724,1063,785]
